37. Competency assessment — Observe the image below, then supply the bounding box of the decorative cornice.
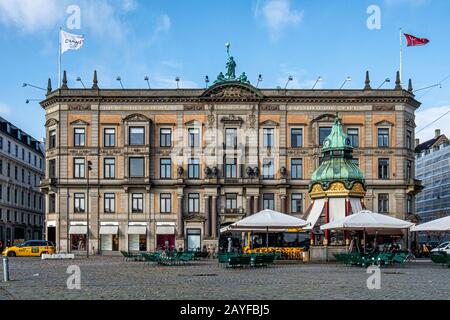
[45,118,59,127]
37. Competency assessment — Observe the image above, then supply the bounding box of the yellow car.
[2,240,56,257]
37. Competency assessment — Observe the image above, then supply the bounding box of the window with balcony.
[160,193,171,213]
[104,193,115,213]
[74,128,85,147]
[188,158,200,179]
[74,193,85,213]
[188,128,200,147]
[73,158,85,178]
[319,127,332,145]
[160,128,172,147]
[347,128,359,147]
[263,128,274,148]
[129,157,145,178]
[378,194,389,213]
[188,193,200,213]
[378,128,389,147]
[225,128,237,149]
[160,158,171,179]
[291,128,303,148]
[104,128,116,147]
[104,158,115,179]
[225,158,237,178]
[291,159,303,180]
[291,193,302,213]
[262,158,274,179]
[129,127,145,145]
[132,193,144,213]
[263,193,275,210]
[378,158,389,180]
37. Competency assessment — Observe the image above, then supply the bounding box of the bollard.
[3,257,10,282]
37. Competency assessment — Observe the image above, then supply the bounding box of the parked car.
[1,240,56,257]
[430,241,450,255]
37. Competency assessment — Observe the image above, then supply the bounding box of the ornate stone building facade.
[40,68,422,254]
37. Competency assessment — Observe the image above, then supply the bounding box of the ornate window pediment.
[45,118,59,127]
[220,115,244,126]
[260,119,279,127]
[201,82,263,100]
[123,113,151,122]
[375,120,394,126]
[311,114,336,123]
[70,119,89,126]
[185,119,203,126]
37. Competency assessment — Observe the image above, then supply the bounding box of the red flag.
[404,33,430,47]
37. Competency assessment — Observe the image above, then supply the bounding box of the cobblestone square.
[0,257,448,300]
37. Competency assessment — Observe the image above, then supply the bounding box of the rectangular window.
[378,194,389,213]
[406,160,412,180]
[188,193,200,213]
[7,163,10,177]
[291,194,302,213]
[188,128,200,147]
[378,158,389,180]
[49,159,56,179]
[22,148,24,160]
[73,158,85,178]
[319,127,332,145]
[347,128,359,147]
[188,158,200,179]
[263,193,275,210]
[104,158,115,179]
[406,130,412,150]
[14,166,17,180]
[104,128,116,147]
[74,128,85,147]
[291,159,303,179]
[160,158,171,179]
[291,128,303,148]
[0,137,2,150]
[159,128,172,147]
[7,141,10,153]
[160,193,171,213]
[49,194,56,213]
[225,158,237,178]
[129,157,145,177]
[378,128,389,147]
[74,193,85,213]
[225,193,237,210]
[15,145,18,157]
[225,128,237,149]
[129,127,145,145]
[0,159,2,175]
[49,130,56,149]
[406,195,413,214]
[262,158,274,179]
[132,193,144,213]
[263,128,274,148]
[104,193,115,213]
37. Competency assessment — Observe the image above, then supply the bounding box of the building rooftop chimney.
[435,129,441,138]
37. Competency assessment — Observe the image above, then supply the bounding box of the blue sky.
[0,0,449,142]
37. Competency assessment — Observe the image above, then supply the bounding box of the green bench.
[226,256,251,268]
[430,253,450,267]
[120,251,141,261]
[252,254,275,267]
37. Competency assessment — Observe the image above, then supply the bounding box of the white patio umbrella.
[220,209,309,248]
[410,216,450,232]
[320,210,414,253]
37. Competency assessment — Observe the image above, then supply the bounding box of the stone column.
[280,195,287,214]
[177,195,184,238]
[246,196,252,216]
[211,196,217,239]
[253,196,260,213]
[204,195,211,238]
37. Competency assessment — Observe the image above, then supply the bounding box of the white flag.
[60,30,84,54]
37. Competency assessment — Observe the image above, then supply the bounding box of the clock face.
[345,138,351,146]
[324,140,330,147]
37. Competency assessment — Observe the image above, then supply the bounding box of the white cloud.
[121,0,138,12]
[154,14,171,35]
[415,105,450,142]
[0,102,11,115]
[254,0,304,40]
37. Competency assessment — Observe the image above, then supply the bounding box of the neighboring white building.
[0,117,45,246]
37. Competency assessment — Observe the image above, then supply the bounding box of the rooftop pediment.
[201,82,263,101]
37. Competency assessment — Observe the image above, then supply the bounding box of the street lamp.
[86,160,92,258]
[76,77,86,88]
[312,76,323,89]
[377,78,391,89]
[144,76,150,89]
[22,83,46,91]
[205,75,210,89]
[25,99,40,104]
[256,74,263,88]
[339,76,352,89]
[116,76,124,89]
[175,77,180,89]
[284,75,293,89]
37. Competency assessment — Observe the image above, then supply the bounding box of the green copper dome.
[310,116,365,190]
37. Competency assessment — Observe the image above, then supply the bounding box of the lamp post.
[76,77,86,88]
[25,99,40,104]
[22,83,46,91]
[339,76,352,89]
[144,76,150,89]
[205,75,210,89]
[116,76,124,89]
[86,160,92,258]
[284,76,293,89]
[312,76,323,89]
[377,78,391,89]
[256,74,263,88]
[175,77,180,89]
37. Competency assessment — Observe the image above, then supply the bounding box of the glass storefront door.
[186,229,201,251]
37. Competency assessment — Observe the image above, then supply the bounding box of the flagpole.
[58,27,62,88]
[399,28,403,85]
